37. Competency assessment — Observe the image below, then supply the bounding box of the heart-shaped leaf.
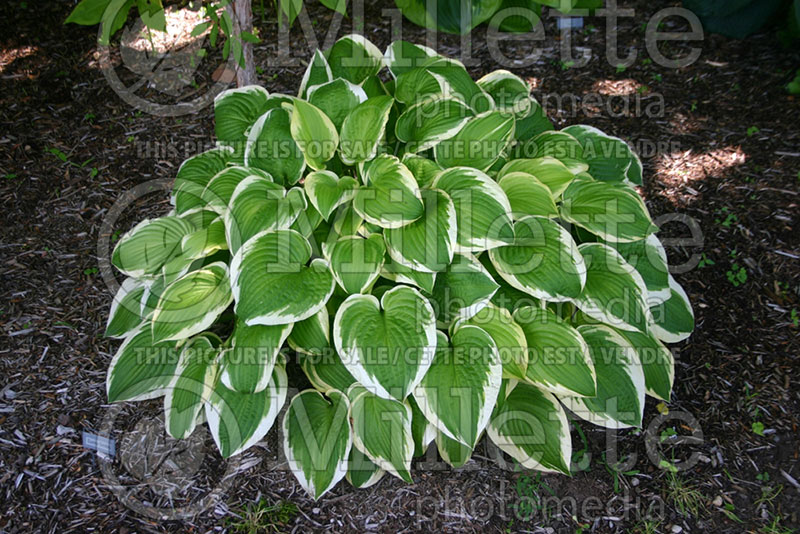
[457,303,528,380]
[220,319,293,393]
[340,95,394,165]
[648,275,694,343]
[395,96,472,153]
[244,108,305,186]
[434,110,515,171]
[428,254,499,324]
[308,78,368,131]
[107,324,180,402]
[112,216,195,278]
[298,49,333,99]
[201,166,273,214]
[353,155,424,228]
[164,335,219,439]
[326,234,386,294]
[498,171,558,219]
[325,34,383,85]
[214,85,271,147]
[173,147,234,214]
[290,99,339,171]
[497,157,576,197]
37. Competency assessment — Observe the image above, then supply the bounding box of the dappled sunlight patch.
[653,147,747,204]
[591,78,643,96]
[0,45,39,74]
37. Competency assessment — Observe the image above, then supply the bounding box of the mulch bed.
[1,1,799,532]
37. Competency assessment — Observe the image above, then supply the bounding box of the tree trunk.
[228,0,256,86]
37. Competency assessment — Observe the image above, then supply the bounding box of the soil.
[1,1,799,533]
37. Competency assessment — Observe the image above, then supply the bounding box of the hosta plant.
[105,34,694,499]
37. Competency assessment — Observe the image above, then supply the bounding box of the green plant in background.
[683,0,800,41]
[103,35,695,500]
[395,0,603,34]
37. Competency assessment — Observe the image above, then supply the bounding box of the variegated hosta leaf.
[380,256,437,294]
[221,319,293,393]
[339,95,394,165]
[107,324,180,402]
[562,125,636,183]
[346,446,385,488]
[402,153,443,188]
[290,99,339,171]
[151,262,233,343]
[413,327,501,447]
[206,359,287,458]
[436,431,473,468]
[303,171,358,221]
[573,243,651,333]
[325,34,384,85]
[348,384,414,482]
[181,217,227,260]
[607,234,670,304]
[288,308,330,356]
[164,335,219,439]
[244,108,305,186]
[395,96,472,153]
[510,99,555,160]
[434,110,515,171]
[498,171,559,219]
[648,275,694,343]
[613,328,674,401]
[433,166,514,251]
[487,381,571,474]
[283,389,352,500]
[476,70,531,117]
[560,178,659,243]
[512,305,596,397]
[560,325,645,429]
[384,40,439,78]
[200,166,274,214]
[353,155,424,228]
[396,57,493,113]
[497,157,576,197]
[105,278,147,338]
[173,146,234,214]
[334,285,437,400]
[408,395,436,457]
[428,254,499,324]
[214,85,271,147]
[230,229,335,326]
[112,216,195,278]
[457,303,528,380]
[384,188,457,273]
[300,351,356,393]
[327,234,386,294]
[298,49,333,99]
[224,176,307,254]
[528,130,586,173]
[307,78,368,131]
[489,216,586,301]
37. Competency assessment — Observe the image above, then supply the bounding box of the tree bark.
[227,0,256,87]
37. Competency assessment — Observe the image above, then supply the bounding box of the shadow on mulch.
[0,1,798,533]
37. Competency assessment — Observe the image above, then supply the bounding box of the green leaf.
[384,40,439,78]
[221,319,293,393]
[151,262,233,343]
[334,286,437,400]
[300,351,356,393]
[489,216,585,301]
[560,178,658,243]
[408,395,436,456]
[528,130,586,171]
[65,0,112,25]
[413,327,501,447]
[112,216,195,278]
[326,234,386,294]
[107,324,180,402]
[395,96,473,153]
[434,110,515,171]
[319,0,347,15]
[339,96,394,165]
[380,256,437,294]
[290,99,339,171]
[497,157,575,197]
[244,107,305,186]
[394,0,503,34]
[214,86,271,147]
[402,153,443,188]
[352,155,424,228]
[457,303,528,380]
[429,254,499,324]
[433,166,514,251]
[476,70,531,117]
[560,325,645,429]
[206,359,288,457]
[487,381,571,474]
[324,34,383,84]
[395,57,493,112]
[105,278,146,338]
[286,307,330,357]
[200,166,274,215]
[606,234,670,304]
[435,431,473,468]
[283,389,352,499]
[299,49,333,99]
[230,230,335,326]
[563,124,637,183]
[164,335,219,439]
[174,147,234,214]
[498,171,559,219]
[613,328,674,401]
[224,176,306,253]
[384,188,457,273]
[346,444,385,488]
[308,78,368,131]
[348,385,415,482]
[181,217,228,260]
[513,305,596,397]
[573,243,651,333]
[303,170,358,221]
[649,276,694,343]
